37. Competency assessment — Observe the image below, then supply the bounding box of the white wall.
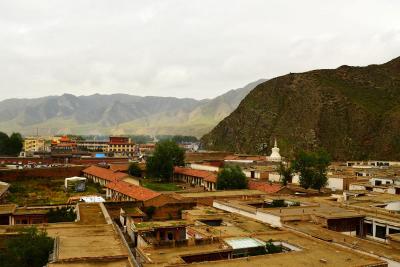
[370,177,393,186]
[213,201,282,228]
[269,173,281,183]
[326,177,344,191]
[190,163,219,172]
[349,184,367,191]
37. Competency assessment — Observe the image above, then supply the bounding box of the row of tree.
[0,132,23,156]
[142,138,330,192]
[217,150,331,191]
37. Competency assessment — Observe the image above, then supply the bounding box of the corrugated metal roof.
[224,237,265,249]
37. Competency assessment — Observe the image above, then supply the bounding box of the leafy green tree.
[145,206,156,219]
[0,131,9,154]
[0,227,54,267]
[146,140,185,182]
[216,165,248,190]
[292,150,331,191]
[6,132,23,155]
[128,162,142,177]
[47,207,76,223]
[0,132,23,156]
[278,163,293,186]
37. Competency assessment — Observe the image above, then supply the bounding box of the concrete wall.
[349,184,367,191]
[327,177,345,191]
[213,201,282,227]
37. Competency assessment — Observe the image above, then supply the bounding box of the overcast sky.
[0,0,399,101]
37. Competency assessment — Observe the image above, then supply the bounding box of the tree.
[146,140,185,182]
[6,132,23,155]
[278,163,293,186]
[0,132,23,156]
[128,162,142,177]
[292,150,331,191]
[216,165,248,190]
[0,227,54,267]
[0,132,8,154]
[145,206,156,219]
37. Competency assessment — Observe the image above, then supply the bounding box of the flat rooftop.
[140,231,385,267]
[30,203,130,266]
[77,203,106,225]
[48,259,130,267]
[46,224,128,262]
[0,204,17,214]
[286,221,400,263]
[134,220,191,231]
[178,190,266,198]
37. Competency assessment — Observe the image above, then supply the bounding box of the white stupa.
[268,139,282,162]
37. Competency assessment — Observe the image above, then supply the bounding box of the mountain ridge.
[201,57,400,160]
[0,79,266,137]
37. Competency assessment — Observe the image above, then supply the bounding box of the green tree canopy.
[216,165,248,190]
[292,150,331,191]
[278,163,293,186]
[128,162,142,177]
[146,140,185,182]
[0,227,54,267]
[0,132,8,153]
[0,132,23,156]
[47,207,76,223]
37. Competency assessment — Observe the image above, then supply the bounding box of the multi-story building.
[107,136,136,157]
[50,135,77,154]
[23,137,46,153]
[76,140,108,152]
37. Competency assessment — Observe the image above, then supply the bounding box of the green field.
[6,179,103,206]
[141,180,182,192]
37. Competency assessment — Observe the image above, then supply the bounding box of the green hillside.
[201,57,400,160]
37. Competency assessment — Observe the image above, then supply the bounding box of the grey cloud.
[0,0,399,100]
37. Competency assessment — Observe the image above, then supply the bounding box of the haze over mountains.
[202,56,400,160]
[0,79,266,137]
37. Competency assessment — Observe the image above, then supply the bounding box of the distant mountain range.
[202,57,400,160]
[0,79,266,137]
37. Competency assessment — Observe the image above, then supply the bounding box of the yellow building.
[23,137,46,152]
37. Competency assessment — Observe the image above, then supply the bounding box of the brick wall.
[0,166,85,182]
[151,203,196,220]
[0,157,129,165]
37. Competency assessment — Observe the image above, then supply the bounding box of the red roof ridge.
[174,166,217,183]
[83,165,128,182]
[106,180,160,201]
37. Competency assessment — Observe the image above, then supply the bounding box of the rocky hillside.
[0,79,266,137]
[201,57,400,160]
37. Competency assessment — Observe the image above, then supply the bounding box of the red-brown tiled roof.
[174,167,217,183]
[248,181,283,193]
[109,163,130,172]
[106,181,160,201]
[82,165,128,182]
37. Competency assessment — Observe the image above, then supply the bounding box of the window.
[364,223,372,236]
[167,232,174,241]
[375,225,386,239]
[389,228,400,234]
